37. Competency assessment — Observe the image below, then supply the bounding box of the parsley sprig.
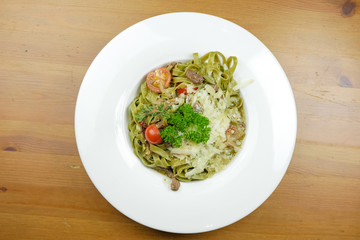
[161,104,211,147]
[135,103,171,122]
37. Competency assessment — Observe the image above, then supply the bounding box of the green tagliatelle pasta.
[128,52,246,190]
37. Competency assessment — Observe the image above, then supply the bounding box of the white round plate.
[75,12,297,233]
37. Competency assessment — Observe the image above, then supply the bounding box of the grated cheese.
[169,87,236,178]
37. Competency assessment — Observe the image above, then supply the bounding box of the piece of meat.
[185,70,203,84]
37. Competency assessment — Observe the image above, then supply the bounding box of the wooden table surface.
[1,0,359,239]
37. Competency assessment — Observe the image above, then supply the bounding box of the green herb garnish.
[161,126,183,147]
[160,104,211,147]
[135,103,171,121]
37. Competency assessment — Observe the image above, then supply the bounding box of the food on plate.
[128,52,246,191]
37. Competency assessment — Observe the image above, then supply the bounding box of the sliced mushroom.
[170,178,180,191]
[185,70,203,84]
[153,166,180,191]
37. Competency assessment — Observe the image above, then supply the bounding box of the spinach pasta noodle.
[128,52,246,191]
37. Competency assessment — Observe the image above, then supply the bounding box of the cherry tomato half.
[146,67,171,93]
[145,124,163,144]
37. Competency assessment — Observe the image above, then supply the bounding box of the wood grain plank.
[0,151,85,186]
[294,85,360,146]
[0,121,77,155]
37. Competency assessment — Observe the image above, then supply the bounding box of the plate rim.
[75,12,297,233]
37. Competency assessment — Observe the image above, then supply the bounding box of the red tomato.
[176,83,197,95]
[146,67,171,93]
[176,87,188,95]
[145,124,163,144]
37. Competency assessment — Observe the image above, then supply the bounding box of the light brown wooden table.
[1,0,359,239]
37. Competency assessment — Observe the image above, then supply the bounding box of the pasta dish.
[128,52,246,191]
